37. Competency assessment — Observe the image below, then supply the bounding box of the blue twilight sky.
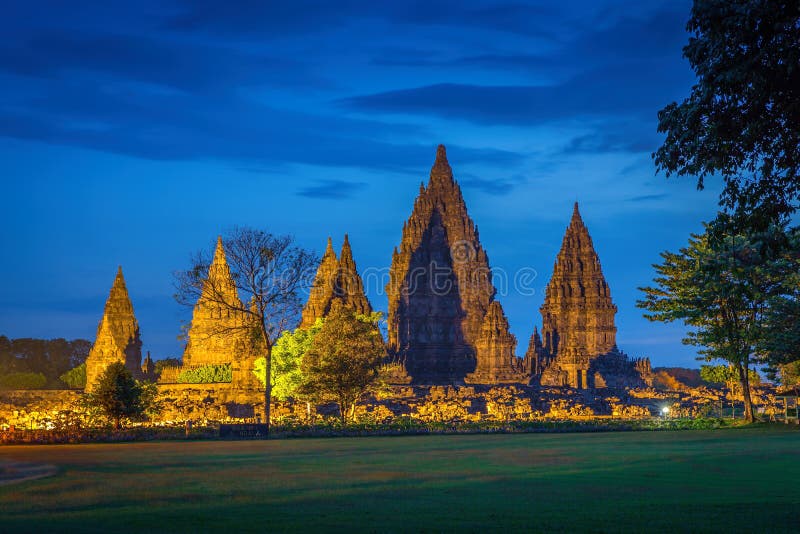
[0,0,725,368]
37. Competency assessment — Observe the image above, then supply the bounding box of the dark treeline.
[0,336,91,388]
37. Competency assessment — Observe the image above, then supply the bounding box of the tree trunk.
[339,397,349,424]
[736,362,756,423]
[114,416,121,430]
[264,342,272,435]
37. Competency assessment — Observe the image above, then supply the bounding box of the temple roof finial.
[428,144,453,186]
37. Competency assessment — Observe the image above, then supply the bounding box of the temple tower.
[465,301,524,384]
[386,145,496,383]
[300,238,339,328]
[182,237,252,368]
[537,203,617,388]
[85,267,143,391]
[300,235,373,327]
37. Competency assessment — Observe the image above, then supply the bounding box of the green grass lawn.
[1,426,799,532]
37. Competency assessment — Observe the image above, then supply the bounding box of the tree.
[300,303,385,424]
[654,0,800,222]
[0,337,91,386]
[60,362,86,389]
[701,364,760,389]
[253,318,323,400]
[175,228,317,434]
[772,360,800,387]
[86,362,152,429]
[0,372,47,390]
[638,220,797,422]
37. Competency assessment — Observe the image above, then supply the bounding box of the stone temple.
[527,203,650,389]
[381,145,649,388]
[386,145,519,384]
[301,235,372,328]
[84,267,143,391]
[182,237,260,388]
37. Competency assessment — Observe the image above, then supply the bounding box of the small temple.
[84,267,143,391]
[301,235,372,328]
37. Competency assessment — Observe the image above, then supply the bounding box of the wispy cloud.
[297,180,368,199]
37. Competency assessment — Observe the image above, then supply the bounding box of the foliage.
[0,336,91,387]
[252,318,323,399]
[700,364,759,388]
[299,302,385,423]
[638,220,798,421]
[769,360,800,387]
[654,0,800,220]
[0,371,47,390]
[174,227,318,433]
[60,362,86,389]
[85,362,156,429]
[177,363,232,383]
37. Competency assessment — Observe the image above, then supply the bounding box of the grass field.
[1,427,799,532]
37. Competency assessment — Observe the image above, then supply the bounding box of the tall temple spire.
[182,236,254,369]
[386,144,497,384]
[85,266,143,391]
[300,236,339,328]
[333,234,372,316]
[538,203,618,388]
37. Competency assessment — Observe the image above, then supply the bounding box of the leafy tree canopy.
[60,362,86,389]
[654,0,800,221]
[700,364,760,387]
[0,337,91,386]
[86,362,158,429]
[299,303,385,423]
[253,318,323,400]
[638,219,798,421]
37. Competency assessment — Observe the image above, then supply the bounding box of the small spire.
[570,201,584,227]
[211,235,228,269]
[112,265,127,289]
[340,234,353,262]
[428,144,453,186]
[436,144,447,163]
[325,236,334,254]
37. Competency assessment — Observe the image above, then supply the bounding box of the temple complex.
[300,235,372,328]
[84,267,143,391]
[83,146,650,393]
[386,145,519,384]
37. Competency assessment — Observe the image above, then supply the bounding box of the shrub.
[177,363,232,384]
[0,372,47,390]
[60,363,87,389]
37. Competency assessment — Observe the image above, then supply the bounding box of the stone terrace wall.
[0,390,83,429]
[0,383,781,430]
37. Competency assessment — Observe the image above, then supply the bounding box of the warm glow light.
[661,407,670,415]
